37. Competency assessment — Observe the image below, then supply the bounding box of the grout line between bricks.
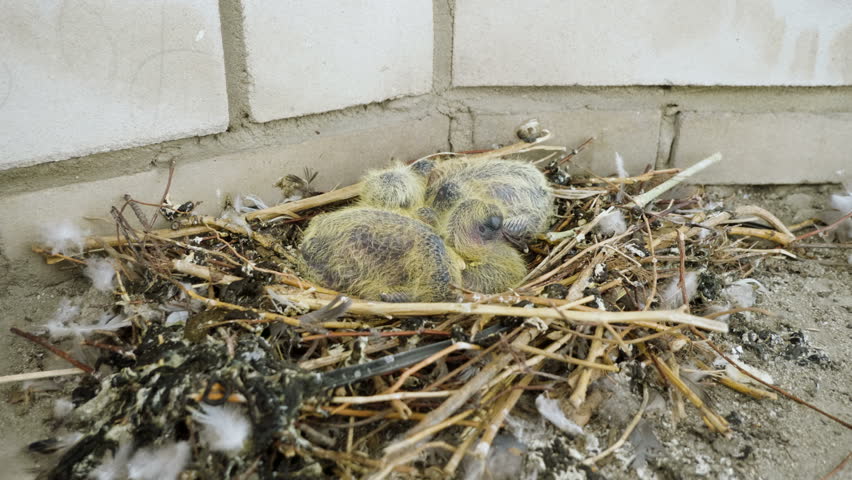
[217,0,253,128]
[656,104,682,169]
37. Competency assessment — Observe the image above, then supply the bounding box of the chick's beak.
[502,229,528,252]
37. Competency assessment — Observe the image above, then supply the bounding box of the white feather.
[722,279,768,308]
[614,152,629,178]
[660,272,698,309]
[535,394,583,436]
[127,441,190,480]
[165,310,190,325]
[45,299,81,340]
[222,208,252,234]
[830,192,852,214]
[829,191,852,240]
[191,404,251,453]
[90,441,134,480]
[597,207,627,236]
[84,258,116,291]
[237,194,269,212]
[53,398,75,420]
[43,220,89,255]
[46,300,130,340]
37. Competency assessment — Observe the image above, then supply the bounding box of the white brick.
[473,110,662,176]
[454,0,852,86]
[0,115,449,261]
[0,0,229,170]
[675,112,852,184]
[243,0,433,122]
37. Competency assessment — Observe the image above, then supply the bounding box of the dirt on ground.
[0,184,849,480]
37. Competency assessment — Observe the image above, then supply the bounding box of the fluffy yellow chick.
[424,158,554,239]
[439,199,527,294]
[358,162,437,226]
[299,198,528,300]
[299,207,461,302]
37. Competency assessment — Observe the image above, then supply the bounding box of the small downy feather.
[126,441,190,480]
[597,207,627,236]
[45,299,130,340]
[722,278,768,309]
[191,404,251,453]
[53,398,75,420]
[828,189,852,240]
[234,193,269,213]
[42,220,89,255]
[45,298,81,340]
[614,152,629,179]
[90,441,134,480]
[535,394,583,436]
[659,272,698,309]
[222,207,252,234]
[84,258,116,291]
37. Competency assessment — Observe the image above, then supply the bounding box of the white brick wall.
[0,0,229,170]
[453,0,852,87]
[473,111,662,175]
[242,0,433,122]
[0,115,450,259]
[675,112,852,184]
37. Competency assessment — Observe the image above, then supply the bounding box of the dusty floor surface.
[0,185,849,480]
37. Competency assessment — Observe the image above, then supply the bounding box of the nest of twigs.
[21,130,846,480]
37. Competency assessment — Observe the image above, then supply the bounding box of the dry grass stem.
[330,391,456,404]
[275,292,728,332]
[0,368,86,385]
[582,388,650,466]
[631,153,722,209]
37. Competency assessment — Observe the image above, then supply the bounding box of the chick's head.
[359,163,426,210]
[441,199,528,293]
[443,199,507,259]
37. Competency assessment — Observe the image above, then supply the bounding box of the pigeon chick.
[299,207,461,302]
[358,162,437,226]
[424,157,554,240]
[439,199,527,294]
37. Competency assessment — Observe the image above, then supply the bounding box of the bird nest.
[21,128,846,479]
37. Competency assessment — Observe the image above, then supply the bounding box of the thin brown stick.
[643,214,659,310]
[581,168,681,185]
[794,210,852,242]
[467,374,533,476]
[728,226,794,245]
[691,329,852,430]
[145,159,176,231]
[311,407,480,428]
[301,329,450,342]
[582,388,649,465]
[544,136,594,167]
[515,344,619,371]
[9,328,95,374]
[569,325,605,408]
[705,307,774,319]
[330,391,455,404]
[182,287,362,329]
[385,410,474,456]
[648,349,729,434]
[676,230,689,309]
[819,451,852,480]
[246,183,361,222]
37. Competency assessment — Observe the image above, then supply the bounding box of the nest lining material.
[18,128,847,479]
